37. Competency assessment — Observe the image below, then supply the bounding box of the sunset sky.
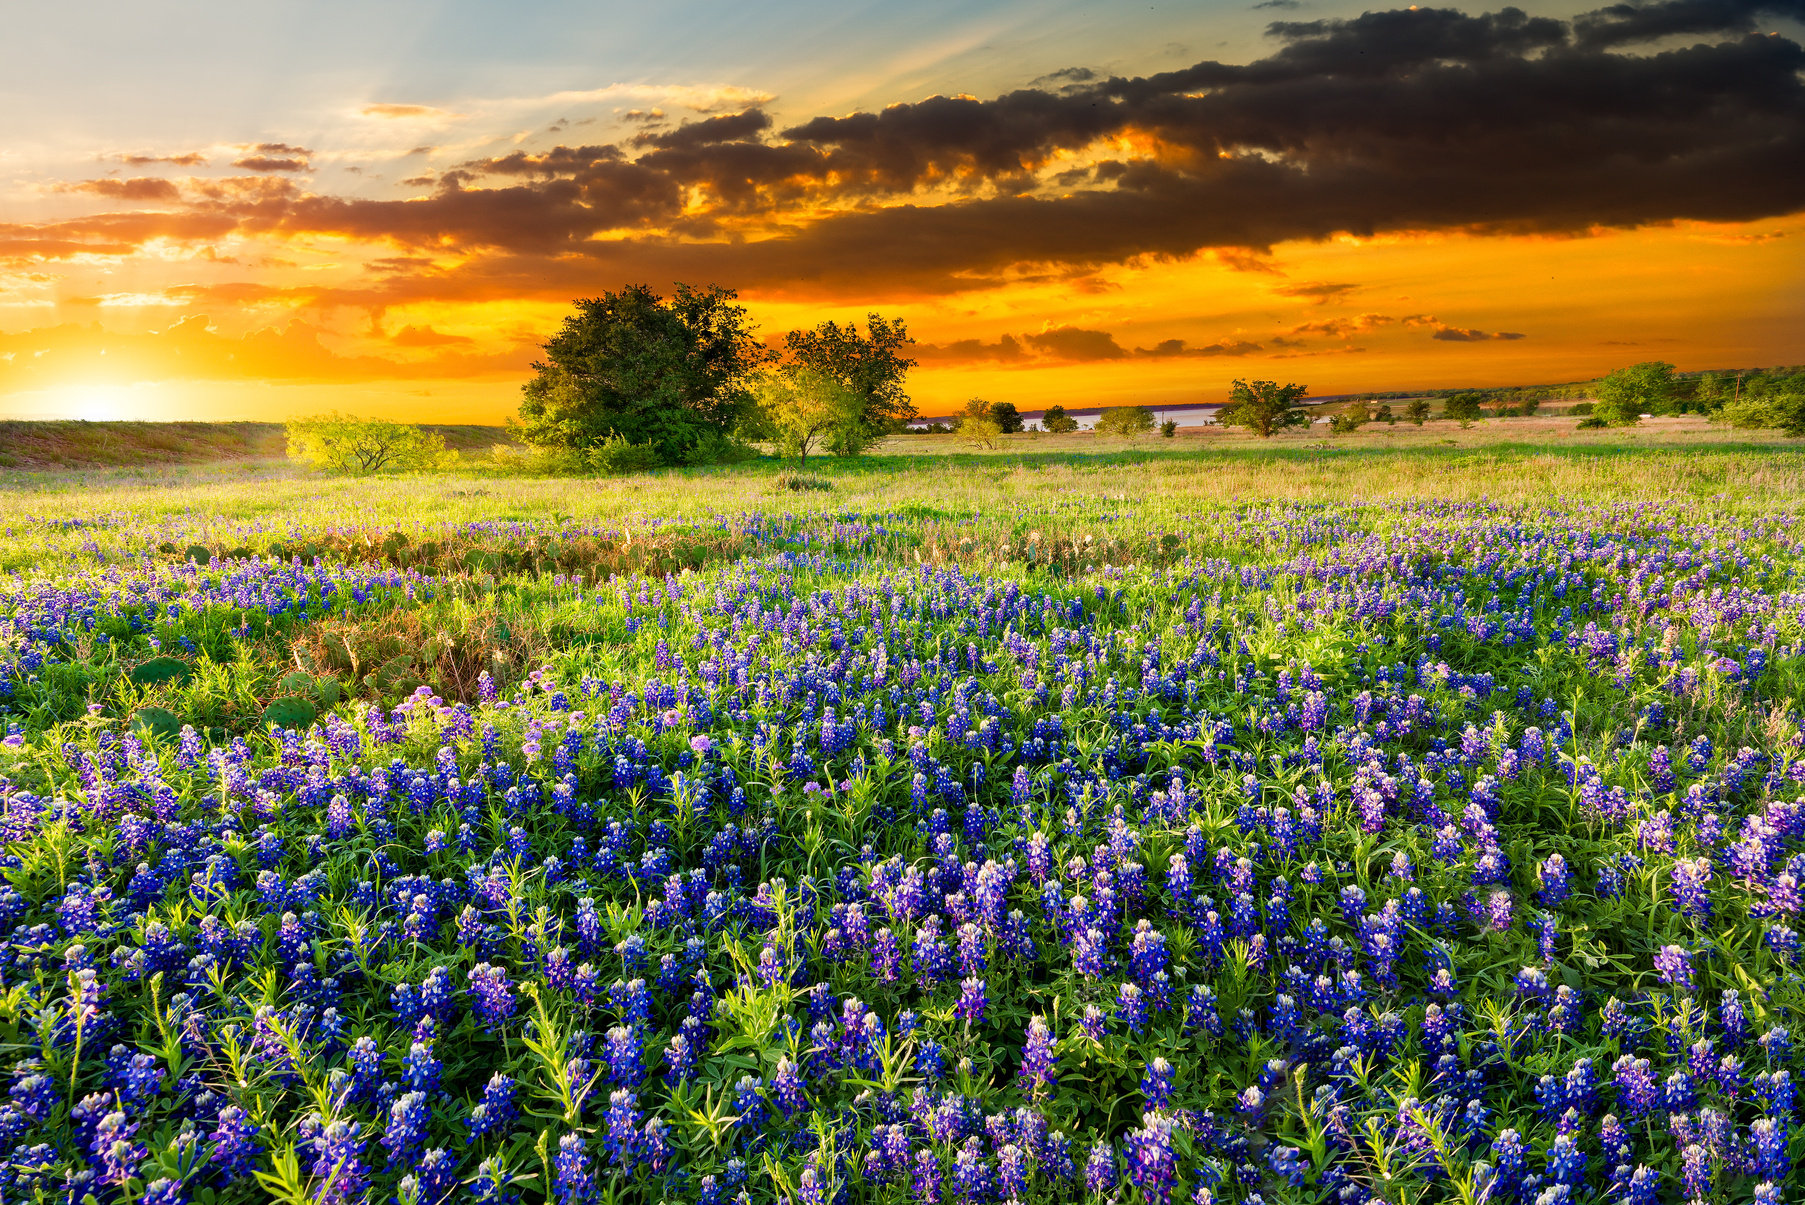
[4,0,1802,423]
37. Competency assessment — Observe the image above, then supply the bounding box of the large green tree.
[1595,360,1676,426]
[1219,379,1311,438]
[784,314,918,452]
[518,283,769,464]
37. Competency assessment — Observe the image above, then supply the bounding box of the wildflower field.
[2,438,1804,1205]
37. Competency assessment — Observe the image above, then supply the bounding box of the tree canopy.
[1595,361,1676,426]
[1219,379,1310,438]
[1040,404,1079,433]
[1444,392,1484,428]
[751,367,869,466]
[517,283,769,464]
[783,314,918,448]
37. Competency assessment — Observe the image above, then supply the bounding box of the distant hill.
[0,421,518,469]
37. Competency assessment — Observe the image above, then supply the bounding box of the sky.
[3,0,1802,423]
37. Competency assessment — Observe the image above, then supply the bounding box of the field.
[0,425,1801,1205]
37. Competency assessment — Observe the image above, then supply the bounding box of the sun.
[23,383,158,422]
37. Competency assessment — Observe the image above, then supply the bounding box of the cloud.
[389,324,474,347]
[62,177,182,202]
[4,2,1803,309]
[634,109,772,149]
[1274,280,1359,303]
[1430,324,1528,341]
[1573,0,1803,48]
[361,103,458,120]
[232,156,310,173]
[1136,337,1264,356]
[1023,326,1128,360]
[0,315,529,386]
[118,152,207,167]
[918,328,1263,363]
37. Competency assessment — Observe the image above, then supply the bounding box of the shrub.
[1160,419,1178,438]
[1041,404,1079,433]
[586,436,664,475]
[774,471,833,491]
[286,413,453,474]
[1094,405,1156,436]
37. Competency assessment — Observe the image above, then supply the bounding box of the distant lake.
[906,397,1375,430]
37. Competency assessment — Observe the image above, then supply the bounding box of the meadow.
[0,422,1800,1205]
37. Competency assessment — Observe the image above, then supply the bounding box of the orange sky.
[3,1,1802,423]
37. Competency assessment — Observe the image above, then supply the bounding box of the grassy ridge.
[0,420,516,469]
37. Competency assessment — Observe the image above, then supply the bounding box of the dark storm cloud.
[1573,0,1805,48]
[634,109,773,149]
[7,2,1804,300]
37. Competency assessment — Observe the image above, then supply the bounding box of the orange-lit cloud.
[3,0,1802,419]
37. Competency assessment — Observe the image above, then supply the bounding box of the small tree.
[1375,404,1395,424]
[286,413,451,474]
[1595,361,1676,426]
[1160,419,1178,438]
[1444,392,1484,428]
[1406,398,1431,426]
[1329,400,1372,435]
[784,314,919,444]
[958,397,1003,448]
[1095,406,1156,436]
[990,401,1024,434]
[1041,404,1079,433]
[1219,379,1310,438]
[753,367,867,467]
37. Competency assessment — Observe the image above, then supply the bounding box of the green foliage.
[128,656,192,687]
[587,435,665,475]
[1094,406,1155,436]
[989,402,1024,434]
[753,367,871,466]
[1406,398,1431,426]
[954,397,1003,449]
[1329,400,1373,435]
[1444,392,1485,428]
[773,471,833,492]
[1219,379,1311,438]
[260,695,319,729]
[1717,393,1805,437]
[129,706,183,741]
[286,413,453,475]
[1577,415,1609,429]
[782,313,918,440]
[1040,404,1079,433]
[517,283,769,464]
[1595,360,1676,426]
[1160,419,1178,438]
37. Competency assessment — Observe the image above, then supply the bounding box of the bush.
[587,436,664,475]
[1094,405,1156,436]
[1160,419,1178,438]
[1571,401,1595,415]
[773,471,833,491]
[286,413,453,474]
[1716,393,1805,437]
[1041,404,1079,433]
[1576,415,1608,429]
